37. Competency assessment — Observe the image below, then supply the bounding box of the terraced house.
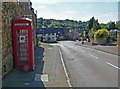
[0,0,37,78]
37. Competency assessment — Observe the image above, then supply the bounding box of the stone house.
[36,28,57,43]
[68,29,83,41]
[109,29,118,41]
[36,28,70,42]
[0,0,37,78]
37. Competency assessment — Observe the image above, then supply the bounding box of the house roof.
[36,28,65,35]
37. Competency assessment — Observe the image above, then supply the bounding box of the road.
[57,41,118,87]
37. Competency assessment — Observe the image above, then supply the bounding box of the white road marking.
[89,54,98,59]
[106,62,120,70]
[34,74,48,82]
[59,48,72,87]
[41,74,49,82]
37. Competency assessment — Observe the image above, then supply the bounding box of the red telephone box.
[12,18,35,70]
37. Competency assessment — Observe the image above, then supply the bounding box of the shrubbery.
[94,29,109,39]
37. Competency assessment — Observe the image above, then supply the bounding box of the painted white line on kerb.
[106,62,120,70]
[59,48,72,87]
[89,54,98,59]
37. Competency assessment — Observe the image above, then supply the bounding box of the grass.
[39,42,53,47]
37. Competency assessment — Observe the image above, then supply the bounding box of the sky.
[31,0,119,23]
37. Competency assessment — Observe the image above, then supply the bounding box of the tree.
[48,22,61,28]
[85,17,100,41]
[88,16,95,29]
[93,19,101,31]
[116,21,120,29]
[39,17,43,25]
[100,23,108,29]
[107,21,116,30]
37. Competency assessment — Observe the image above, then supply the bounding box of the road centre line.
[89,54,98,59]
[106,62,120,70]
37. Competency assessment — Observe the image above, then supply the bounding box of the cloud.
[96,12,118,23]
[31,0,119,3]
[37,5,47,9]
[78,12,118,23]
[80,15,93,21]
[36,5,118,23]
[35,4,77,20]
[37,10,77,20]
[32,1,118,23]
[31,0,58,4]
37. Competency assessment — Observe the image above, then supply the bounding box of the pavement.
[41,44,69,87]
[2,44,69,88]
[75,41,119,56]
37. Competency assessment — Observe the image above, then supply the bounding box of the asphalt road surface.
[57,41,118,87]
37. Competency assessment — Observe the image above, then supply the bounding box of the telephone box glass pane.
[16,29,29,65]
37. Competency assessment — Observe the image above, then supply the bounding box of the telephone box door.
[16,30,29,65]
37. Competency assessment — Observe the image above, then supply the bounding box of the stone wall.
[117,32,120,47]
[1,1,37,78]
[117,32,120,56]
[2,2,15,78]
[0,1,2,78]
[95,38,107,45]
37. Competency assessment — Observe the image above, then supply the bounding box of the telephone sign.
[15,23,29,26]
[19,36,26,43]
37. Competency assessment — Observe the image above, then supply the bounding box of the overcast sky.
[31,0,119,23]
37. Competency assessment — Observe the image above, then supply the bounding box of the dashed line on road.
[89,54,98,59]
[106,62,120,70]
[59,48,72,87]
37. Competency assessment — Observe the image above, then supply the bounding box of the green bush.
[94,29,109,39]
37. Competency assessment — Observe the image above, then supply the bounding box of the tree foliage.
[116,21,120,29]
[37,17,85,30]
[107,21,116,30]
[94,29,109,39]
